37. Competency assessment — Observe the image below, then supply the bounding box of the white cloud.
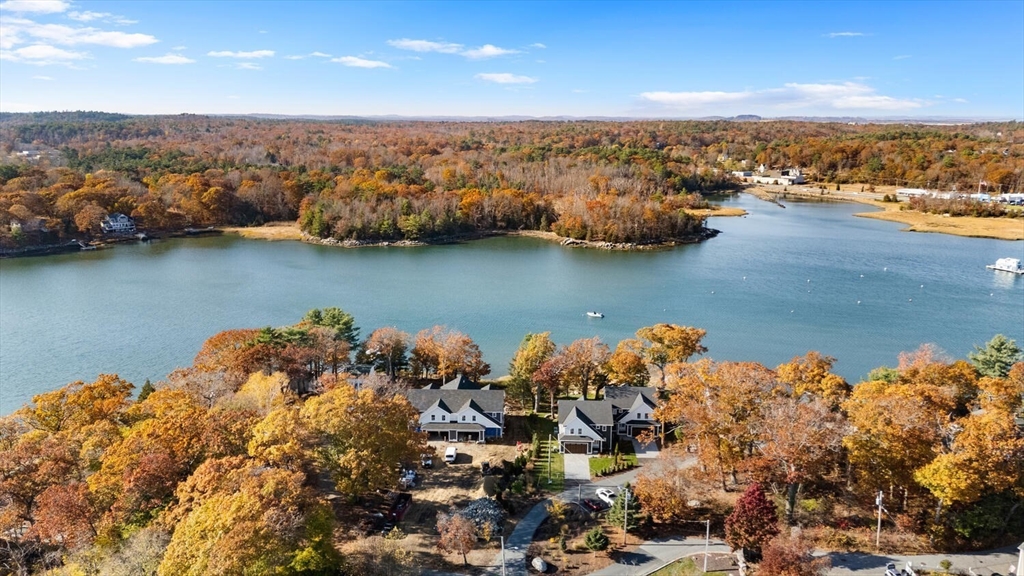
[331,55,391,68]
[0,0,68,13]
[572,89,588,93]
[285,51,332,60]
[462,44,520,59]
[530,42,546,49]
[476,72,537,84]
[826,31,866,37]
[31,74,51,79]
[952,98,969,104]
[388,38,521,59]
[640,82,923,112]
[387,38,462,53]
[67,10,136,25]
[134,52,194,64]
[2,17,157,48]
[893,54,911,60]
[0,42,87,65]
[172,45,186,50]
[207,49,274,58]
[236,62,261,70]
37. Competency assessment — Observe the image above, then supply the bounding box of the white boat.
[586,311,605,318]
[986,257,1024,275]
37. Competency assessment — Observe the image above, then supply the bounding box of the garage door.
[564,442,591,454]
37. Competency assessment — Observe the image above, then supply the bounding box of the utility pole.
[876,491,884,549]
[704,519,710,573]
[500,536,507,576]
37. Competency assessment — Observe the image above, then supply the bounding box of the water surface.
[2,195,1022,413]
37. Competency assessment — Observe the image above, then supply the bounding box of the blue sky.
[1,0,1021,118]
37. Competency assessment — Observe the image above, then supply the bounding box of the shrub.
[584,527,609,552]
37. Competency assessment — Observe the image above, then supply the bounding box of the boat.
[586,311,605,318]
[986,257,1024,275]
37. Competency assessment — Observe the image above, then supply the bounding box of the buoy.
[920,285,924,288]
[711,291,714,294]
[857,300,861,304]
[860,274,864,278]
[807,279,811,283]
[790,310,794,313]
[884,267,887,271]
[742,276,746,280]
[909,298,913,302]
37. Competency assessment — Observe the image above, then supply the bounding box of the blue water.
[1,195,1021,413]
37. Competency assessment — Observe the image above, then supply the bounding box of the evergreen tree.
[584,527,609,551]
[607,487,642,532]
[725,483,779,559]
[969,334,1022,378]
[138,379,156,402]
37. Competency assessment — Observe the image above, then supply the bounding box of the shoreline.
[742,184,1024,241]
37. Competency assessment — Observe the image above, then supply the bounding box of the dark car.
[581,498,605,512]
[481,461,491,475]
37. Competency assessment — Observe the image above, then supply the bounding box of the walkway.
[564,454,592,481]
[588,536,730,576]
[827,545,1021,576]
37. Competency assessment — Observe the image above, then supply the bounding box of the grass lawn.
[589,441,640,477]
[533,438,564,493]
[650,557,729,576]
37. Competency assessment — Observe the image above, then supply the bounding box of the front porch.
[421,422,486,442]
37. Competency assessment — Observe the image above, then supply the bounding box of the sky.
[0,0,1022,119]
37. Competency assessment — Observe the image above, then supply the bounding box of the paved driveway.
[633,437,661,458]
[563,454,591,481]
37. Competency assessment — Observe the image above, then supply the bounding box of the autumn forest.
[1,113,1022,251]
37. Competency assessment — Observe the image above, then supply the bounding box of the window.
[431,415,435,421]
[472,416,477,422]
[441,415,446,421]
[462,415,466,421]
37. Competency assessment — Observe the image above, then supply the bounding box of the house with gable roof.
[405,374,505,442]
[556,386,662,454]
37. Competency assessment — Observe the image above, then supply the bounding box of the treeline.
[2,115,1021,248]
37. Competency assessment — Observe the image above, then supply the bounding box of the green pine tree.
[969,334,1022,378]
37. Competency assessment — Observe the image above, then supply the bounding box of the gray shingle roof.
[603,386,658,410]
[557,399,614,426]
[427,374,482,390]
[406,389,505,415]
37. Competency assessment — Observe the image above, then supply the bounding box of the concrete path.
[632,438,660,459]
[588,536,730,576]
[826,545,1021,576]
[564,454,592,481]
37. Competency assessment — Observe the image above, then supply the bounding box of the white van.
[444,446,457,464]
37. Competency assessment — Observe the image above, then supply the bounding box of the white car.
[595,488,616,506]
[444,446,457,463]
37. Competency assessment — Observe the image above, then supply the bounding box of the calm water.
[2,195,1022,413]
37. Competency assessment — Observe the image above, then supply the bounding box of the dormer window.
[472,416,477,422]
[431,415,436,421]
[441,415,446,421]
[462,415,466,421]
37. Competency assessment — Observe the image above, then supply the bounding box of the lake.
[2,194,1022,413]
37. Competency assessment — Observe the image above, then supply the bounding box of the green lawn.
[533,438,564,493]
[589,441,640,476]
[650,557,729,576]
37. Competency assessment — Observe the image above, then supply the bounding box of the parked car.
[481,461,491,475]
[420,453,433,468]
[581,498,605,512]
[595,488,616,506]
[444,446,457,463]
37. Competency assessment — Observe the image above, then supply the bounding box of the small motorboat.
[586,311,604,318]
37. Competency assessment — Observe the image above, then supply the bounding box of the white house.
[101,213,135,233]
[405,376,505,442]
[557,399,614,454]
[604,386,662,437]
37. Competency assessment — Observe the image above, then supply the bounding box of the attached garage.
[563,442,592,454]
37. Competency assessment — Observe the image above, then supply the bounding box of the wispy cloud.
[640,82,923,112]
[0,43,87,65]
[284,51,332,60]
[387,38,462,53]
[952,98,968,104]
[134,53,194,64]
[172,45,186,51]
[236,62,261,70]
[31,74,51,79]
[462,44,520,59]
[893,54,911,60]
[389,38,522,59]
[826,31,866,37]
[2,17,157,48]
[530,43,546,49]
[67,10,136,25]
[572,88,588,93]
[476,72,537,84]
[0,0,69,13]
[208,49,274,58]
[332,55,392,68]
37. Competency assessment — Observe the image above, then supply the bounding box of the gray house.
[604,386,662,437]
[557,386,661,454]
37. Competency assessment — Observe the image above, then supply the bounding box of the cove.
[1,194,1022,413]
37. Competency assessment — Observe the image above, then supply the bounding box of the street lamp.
[547,434,553,484]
